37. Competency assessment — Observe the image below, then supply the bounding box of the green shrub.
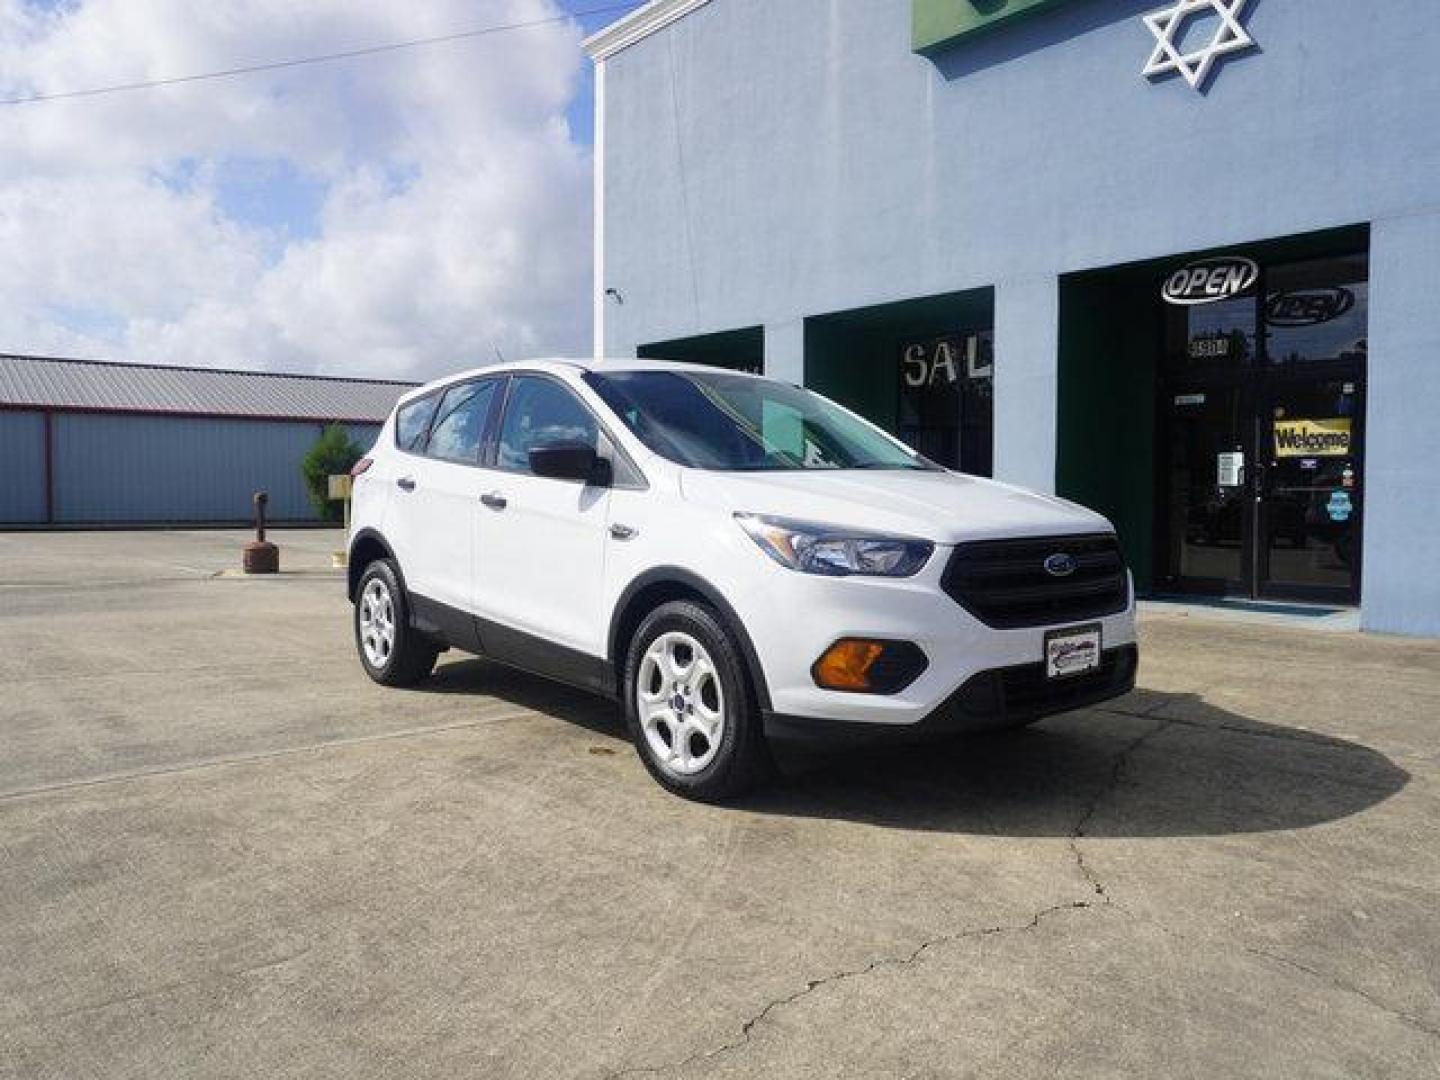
[302,424,362,521]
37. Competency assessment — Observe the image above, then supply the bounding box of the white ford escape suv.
[348,359,1138,800]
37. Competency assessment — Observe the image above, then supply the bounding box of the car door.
[475,374,611,659]
[396,376,502,615]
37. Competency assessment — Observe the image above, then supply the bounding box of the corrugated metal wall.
[0,410,47,523]
[33,414,382,525]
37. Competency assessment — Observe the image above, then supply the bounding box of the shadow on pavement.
[422,656,626,741]
[745,698,1409,839]
[420,657,1408,839]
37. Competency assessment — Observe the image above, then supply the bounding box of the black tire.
[623,599,772,802]
[353,559,439,687]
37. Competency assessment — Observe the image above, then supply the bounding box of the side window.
[426,379,499,464]
[497,376,599,474]
[395,394,439,453]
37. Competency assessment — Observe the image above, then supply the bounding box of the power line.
[0,3,640,107]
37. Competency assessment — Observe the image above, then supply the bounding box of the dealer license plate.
[1045,624,1102,680]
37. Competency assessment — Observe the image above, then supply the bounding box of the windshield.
[584,370,934,472]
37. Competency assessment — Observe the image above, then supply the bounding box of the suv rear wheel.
[354,559,439,687]
[623,600,771,801]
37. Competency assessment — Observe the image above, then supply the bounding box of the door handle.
[396,477,417,492]
[481,492,508,511]
[609,524,637,541]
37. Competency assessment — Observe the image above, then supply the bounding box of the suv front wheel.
[623,600,772,801]
[354,559,439,687]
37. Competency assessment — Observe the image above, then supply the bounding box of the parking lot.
[1,529,1437,1078]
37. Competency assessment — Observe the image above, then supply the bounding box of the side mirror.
[528,440,605,485]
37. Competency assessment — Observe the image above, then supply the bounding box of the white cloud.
[0,0,593,379]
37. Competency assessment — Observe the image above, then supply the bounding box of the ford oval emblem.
[1044,553,1078,578]
[1162,257,1259,307]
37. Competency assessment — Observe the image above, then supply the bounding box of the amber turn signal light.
[812,639,888,691]
[811,638,929,694]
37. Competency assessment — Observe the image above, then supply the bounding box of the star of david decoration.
[1142,0,1258,91]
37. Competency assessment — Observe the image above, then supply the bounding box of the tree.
[302,424,362,521]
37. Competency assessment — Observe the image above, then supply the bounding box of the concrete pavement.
[0,529,1436,1078]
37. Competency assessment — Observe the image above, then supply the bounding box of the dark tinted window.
[497,377,599,474]
[1265,255,1369,367]
[1166,295,1257,368]
[426,379,499,464]
[395,394,439,452]
[898,331,993,476]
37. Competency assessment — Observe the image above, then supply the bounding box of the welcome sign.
[913,0,1075,54]
[1274,418,1353,458]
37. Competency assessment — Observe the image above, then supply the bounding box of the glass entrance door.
[1162,382,1251,594]
[1158,250,1367,604]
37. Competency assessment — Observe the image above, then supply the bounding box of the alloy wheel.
[636,631,726,777]
[359,577,396,669]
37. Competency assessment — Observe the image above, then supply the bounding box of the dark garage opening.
[804,288,994,475]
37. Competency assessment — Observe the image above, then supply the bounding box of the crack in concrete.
[1244,946,1440,1040]
[1137,710,1364,750]
[1067,718,1171,903]
[1097,696,1430,761]
[604,721,1173,1078]
[603,900,1098,1079]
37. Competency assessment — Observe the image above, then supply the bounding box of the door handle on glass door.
[481,492,508,511]
[396,477,416,492]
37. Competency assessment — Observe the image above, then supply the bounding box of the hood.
[679,468,1113,544]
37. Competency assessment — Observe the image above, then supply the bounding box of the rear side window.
[497,376,599,474]
[395,394,439,452]
[426,379,500,464]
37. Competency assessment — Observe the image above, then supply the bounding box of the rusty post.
[242,491,279,574]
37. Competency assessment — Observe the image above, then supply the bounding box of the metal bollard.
[242,491,280,574]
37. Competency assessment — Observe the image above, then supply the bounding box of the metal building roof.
[0,354,416,423]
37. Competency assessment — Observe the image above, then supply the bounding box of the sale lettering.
[902,335,991,388]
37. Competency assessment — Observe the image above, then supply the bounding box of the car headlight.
[735,514,933,578]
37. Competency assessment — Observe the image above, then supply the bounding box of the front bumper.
[764,644,1138,742]
[728,544,1139,729]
